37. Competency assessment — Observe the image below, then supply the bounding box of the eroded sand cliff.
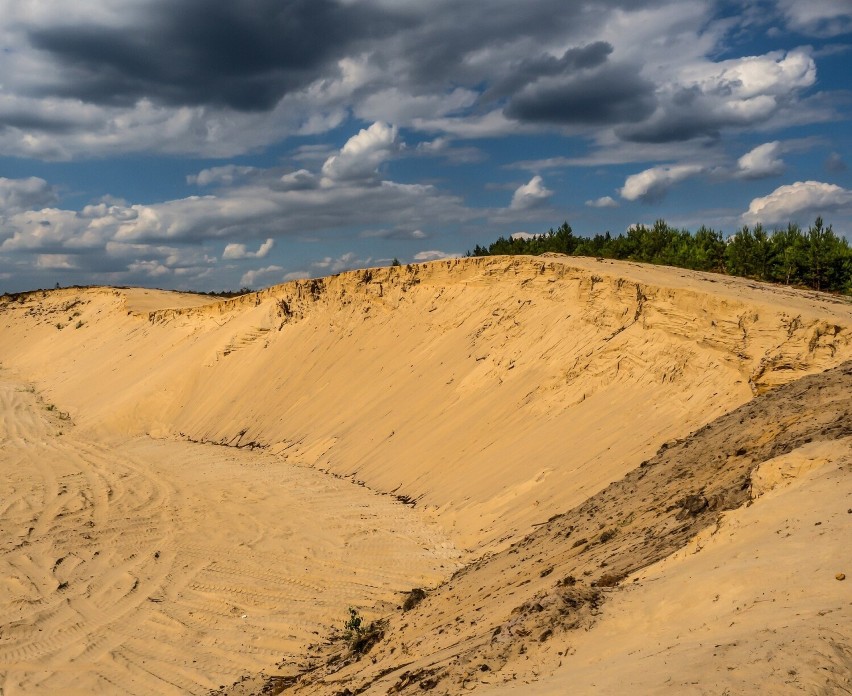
[1,256,850,694]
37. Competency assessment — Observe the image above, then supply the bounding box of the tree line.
[467,217,852,294]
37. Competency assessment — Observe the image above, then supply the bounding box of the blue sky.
[1,0,851,292]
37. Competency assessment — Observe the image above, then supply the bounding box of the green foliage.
[342,607,385,656]
[468,217,852,295]
[469,222,578,257]
[344,607,363,633]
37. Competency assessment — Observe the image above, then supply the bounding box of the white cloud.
[356,88,478,125]
[188,165,257,187]
[616,48,818,144]
[742,181,852,225]
[312,252,372,274]
[128,259,170,277]
[222,238,274,260]
[736,141,784,179]
[412,250,459,262]
[36,253,76,270]
[510,175,553,210]
[620,164,704,202]
[415,137,484,164]
[683,49,816,100]
[279,169,317,190]
[778,0,852,36]
[240,265,284,288]
[0,177,58,214]
[585,195,619,208]
[411,110,524,139]
[0,174,474,255]
[321,122,401,184]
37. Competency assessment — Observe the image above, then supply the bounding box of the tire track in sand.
[0,377,460,695]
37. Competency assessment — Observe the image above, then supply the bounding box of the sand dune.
[1,256,851,694]
[0,379,457,695]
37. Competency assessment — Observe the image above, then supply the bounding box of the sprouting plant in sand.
[342,607,385,656]
[344,607,363,634]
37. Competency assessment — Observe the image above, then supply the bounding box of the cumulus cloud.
[312,252,372,274]
[736,141,785,179]
[505,63,656,126]
[222,238,274,260]
[36,253,76,270]
[413,250,459,262]
[240,265,284,288]
[620,164,704,203]
[24,0,401,112]
[0,177,58,214]
[321,122,401,184]
[0,0,835,162]
[278,169,318,190]
[618,49,817,143]
[585,196,619,208]
[742,180,852,225]
[189,166,258,187]
[0,160,479,291]
[510,176,553,210]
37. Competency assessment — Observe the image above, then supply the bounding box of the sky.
[1,0,851,292]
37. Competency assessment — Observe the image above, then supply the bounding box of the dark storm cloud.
[617,97,767,144]
[362,0,666,93]
[27,0,407,111]
[483,42,614,102]
[388,2,585,87]
[504,64,657,126]
[0,112,86,135]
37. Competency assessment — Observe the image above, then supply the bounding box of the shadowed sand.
[1,256,851,694]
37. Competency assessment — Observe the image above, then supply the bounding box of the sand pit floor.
[0,377,460,695]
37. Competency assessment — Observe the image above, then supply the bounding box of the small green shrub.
[342,607,385,656]
[344,607,363,633]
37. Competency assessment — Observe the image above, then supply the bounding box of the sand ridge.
[3,257,851,552]
[1,256,852,694]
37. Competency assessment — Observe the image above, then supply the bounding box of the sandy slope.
[282,361,852,695]
[3,258,851,552]
[1,256,851,694]
[0,378,457,695]
[507,439,852,695]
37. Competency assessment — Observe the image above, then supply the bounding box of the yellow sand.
[1,256,851,694]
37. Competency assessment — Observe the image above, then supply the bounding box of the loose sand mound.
[1,256,851,694]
